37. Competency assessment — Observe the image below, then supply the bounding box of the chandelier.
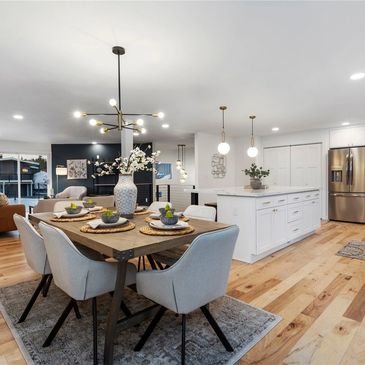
[73,46,164,136]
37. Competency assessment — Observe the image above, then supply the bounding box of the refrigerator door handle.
[345,153,350,185]
[349,153,354,186]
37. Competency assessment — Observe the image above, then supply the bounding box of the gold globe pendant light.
[217,106,230,155]
[247,115,258,158]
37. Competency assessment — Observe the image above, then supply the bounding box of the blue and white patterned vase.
[114,173,137,219]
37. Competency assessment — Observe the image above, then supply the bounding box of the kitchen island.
[186,186,321,263]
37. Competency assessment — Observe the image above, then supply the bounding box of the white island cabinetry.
[217,187,320,263]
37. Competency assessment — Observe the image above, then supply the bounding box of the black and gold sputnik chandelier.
[73,46,164,136]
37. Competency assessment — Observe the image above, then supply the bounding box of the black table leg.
[103,261,128,365]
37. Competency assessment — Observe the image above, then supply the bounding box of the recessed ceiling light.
[342,122,350,126]
[13,114,24,120]
[350,72,365,80]
[162,124,169,128]
[272,127,279,132]
[92,141,98,145]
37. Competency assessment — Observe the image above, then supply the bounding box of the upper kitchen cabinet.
[291,144,321,188]
[263,146,290,186]
[330,126,365,148]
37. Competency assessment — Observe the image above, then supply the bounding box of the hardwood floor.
[1,220,365,364]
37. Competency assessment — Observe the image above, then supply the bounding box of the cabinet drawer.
[288,205,303,222]
[288,221,303,240]
[275,196,288,206]
[256,197,275,210]
[287,193,304,204]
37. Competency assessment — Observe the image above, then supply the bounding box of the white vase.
[114,174,137,218]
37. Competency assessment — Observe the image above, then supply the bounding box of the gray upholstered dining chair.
[53,200,84,212]
[134,226,239,364]
[148,201,172,213]
[13,214,55,322]
[151,204,217,268]
[39,222,137,365]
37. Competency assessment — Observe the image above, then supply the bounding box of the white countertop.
[184,186,319,197]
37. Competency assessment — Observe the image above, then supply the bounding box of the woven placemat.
[80,222,136,234]
[134,210,151,216]
[144,216,189,223]
[139,225,195,236]
[51,213,97,222]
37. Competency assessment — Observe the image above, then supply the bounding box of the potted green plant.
[243,163,270,189]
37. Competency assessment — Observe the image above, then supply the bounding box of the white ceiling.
[1,1,365,145]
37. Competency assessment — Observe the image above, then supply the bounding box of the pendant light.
[247,115,258,158]
[176,144,188,183]
[217,106,230,155]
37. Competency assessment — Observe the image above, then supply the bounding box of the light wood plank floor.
[1,220,365,364]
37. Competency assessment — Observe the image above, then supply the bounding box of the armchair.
[55,186,87,200]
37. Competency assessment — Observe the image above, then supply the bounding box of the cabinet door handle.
[272,208,276,212]
[293,210,299,214]
[312,201,316,204]
[293,228,299,232]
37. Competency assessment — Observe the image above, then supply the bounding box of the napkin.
[87,219,101,229]
[53,211,66,218]
[88,206,103,212]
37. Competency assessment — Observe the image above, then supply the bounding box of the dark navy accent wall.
[51,143,153,204]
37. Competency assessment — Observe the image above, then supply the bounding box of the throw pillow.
[0,193,9,207]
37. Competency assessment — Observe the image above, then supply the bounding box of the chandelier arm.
[123,113,154,117]
[117,53,121,111]
[84,113,118,116]
[101,122,119,127]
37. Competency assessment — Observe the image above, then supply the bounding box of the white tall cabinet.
[264,143,321,189]
[263,147,290,186]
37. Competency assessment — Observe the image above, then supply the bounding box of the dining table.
[29,211,232,364]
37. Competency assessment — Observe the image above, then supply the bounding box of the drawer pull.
[278,199,286,202]
[263,201,271,205]
[306,195,311,198]
[293,197,299,200]
[293,210,299,214]
[293,228,299,232]
[312,201,316,204]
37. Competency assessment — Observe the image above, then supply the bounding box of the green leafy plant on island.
[243,163,270,180]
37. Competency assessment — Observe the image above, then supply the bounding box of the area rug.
[337,240,365,260]
[0,280,281,364]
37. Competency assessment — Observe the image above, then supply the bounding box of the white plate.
[87,206,103,212]
[149,221,189,230]
[54,209,89,218]
[135,206,147,213]
[87,217,128,229]
[149,213,161,219]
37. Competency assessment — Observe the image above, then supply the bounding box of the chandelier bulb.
[73,111,82,119]
[136,118,144,126]
[100,127,108,134]
[109,98,117,107]
[89,119,97,126]
[141,128,147,134]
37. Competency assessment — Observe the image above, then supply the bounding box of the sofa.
[0,204,26,233]
[32,195,115,213]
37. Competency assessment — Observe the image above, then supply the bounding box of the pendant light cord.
[222,109,226,142]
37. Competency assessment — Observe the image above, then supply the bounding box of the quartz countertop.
[184,186,319,197]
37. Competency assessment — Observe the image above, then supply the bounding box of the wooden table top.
[29,212,232,261]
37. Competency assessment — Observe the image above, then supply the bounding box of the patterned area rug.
[337,240,365,260]
[0,280,281,365]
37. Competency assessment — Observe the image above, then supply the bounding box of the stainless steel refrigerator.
[329,147,365,223]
